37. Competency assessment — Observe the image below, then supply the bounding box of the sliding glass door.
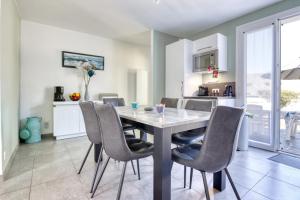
[279,15,300,155]
[236,19,277,150]
[237,9,300,153]
[245,25,276,149]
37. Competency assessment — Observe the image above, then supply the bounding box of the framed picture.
[62,51,104,70]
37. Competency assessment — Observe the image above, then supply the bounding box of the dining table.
[94,106,227,200]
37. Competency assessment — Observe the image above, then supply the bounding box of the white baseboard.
[2,145,18,181]
[55,133,86,140]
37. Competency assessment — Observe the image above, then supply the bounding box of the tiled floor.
[1,136,300,200]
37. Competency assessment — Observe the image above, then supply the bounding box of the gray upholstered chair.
[185,100,213,112]
[172,100,213,188]
[79,101,141,193]
[91,104,153,199]
[78,101,103,193]
[172,106,244,200]
[161,97,179,108]
[103,97,136,134]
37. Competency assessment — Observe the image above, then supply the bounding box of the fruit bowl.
[69,93,81,101]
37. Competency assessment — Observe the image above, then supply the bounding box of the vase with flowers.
[77,61,96,101]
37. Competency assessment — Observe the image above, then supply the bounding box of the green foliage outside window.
[281,90,300,108]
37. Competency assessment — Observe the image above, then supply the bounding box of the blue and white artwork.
[62,51,104,70]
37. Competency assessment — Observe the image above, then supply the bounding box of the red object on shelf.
[212,70,219,78]
[208,65,212,71]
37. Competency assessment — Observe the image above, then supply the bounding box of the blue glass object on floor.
[25,117,42,144]
[20,128,31,140]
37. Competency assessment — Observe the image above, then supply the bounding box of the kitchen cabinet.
[166,39,202,98]
[193,33,227,72]
[53,101,86,140]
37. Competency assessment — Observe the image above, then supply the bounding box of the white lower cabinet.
[53,102,86,140]
[217,98,235,107]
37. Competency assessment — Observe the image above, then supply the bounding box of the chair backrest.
[117,98,125,106]
[103,98,125,107]
[99,93,118,101]
[185,100,213,112]
[79,101,102,144]
[195,106,244,173]
[94,104,132,161]
[161,98,179,108]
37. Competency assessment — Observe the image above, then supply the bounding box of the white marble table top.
[115,106,211,128]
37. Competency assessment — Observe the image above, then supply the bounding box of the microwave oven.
[193,49,218,73]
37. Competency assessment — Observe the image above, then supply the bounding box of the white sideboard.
[53,101,87,140]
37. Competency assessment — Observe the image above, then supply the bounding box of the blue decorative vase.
[20,128,31,140]
[25,117,42,144]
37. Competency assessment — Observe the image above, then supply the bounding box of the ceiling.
[16,0,281,45]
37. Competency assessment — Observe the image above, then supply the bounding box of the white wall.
[20,21,150,134]
[151,30,179,104]
[1,0,21,175]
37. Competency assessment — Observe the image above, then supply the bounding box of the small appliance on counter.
[198,86,209,96]
[54,86,65,101]
[223,85,233,97]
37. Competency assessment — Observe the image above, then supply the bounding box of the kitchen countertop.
[184,96,236,99]
[53,100,103,106]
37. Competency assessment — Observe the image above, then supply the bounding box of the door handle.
[181,81,184,97]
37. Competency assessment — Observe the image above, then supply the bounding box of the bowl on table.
[69,93,81,101]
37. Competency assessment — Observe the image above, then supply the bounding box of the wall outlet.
[44,122,49,129]
[3,151,6,161]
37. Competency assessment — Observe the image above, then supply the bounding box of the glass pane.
[246,25,274,145]
[200,54,210,70]
[280,16,300,155]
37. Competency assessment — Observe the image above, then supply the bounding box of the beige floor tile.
[227,163,266,189]
[2,137,300,200]
[6,156,34,178]
[267,163,300,188]
[34,150,71,169]
[30,175,88,200]
[0,171,32,195]
[242,190,271,200]
[253,176,300,200]
[31,159,76,186]
[0,188,30,200]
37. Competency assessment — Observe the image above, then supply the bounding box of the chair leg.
[130,160,136,175]
[78,143,93,174]
[91,157,110,198]
[189,168,193,189]
[137,159,141,180]
[201,171,210,200]
[116,162,127,200]
[225,168,241,200]
[90,146,103,193]
[184,166,187,188]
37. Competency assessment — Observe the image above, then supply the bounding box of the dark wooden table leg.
[94,144,102,162]
[140,130,147,141]
[153,127,172,200]
[213,170,226,191]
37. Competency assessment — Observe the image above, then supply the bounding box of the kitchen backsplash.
[201,82,236,96]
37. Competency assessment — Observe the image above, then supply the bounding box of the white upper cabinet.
[166,39,202,98]
[193,33,227,72]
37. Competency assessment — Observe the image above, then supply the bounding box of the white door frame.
[236,6,300,151]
